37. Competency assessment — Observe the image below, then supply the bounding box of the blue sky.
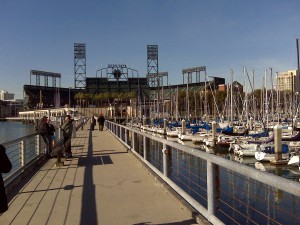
[0,0,299,99]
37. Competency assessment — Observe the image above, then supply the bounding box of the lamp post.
[68,87,71,108]
[83,100,85,115]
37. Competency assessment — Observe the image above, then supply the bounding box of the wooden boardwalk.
[0,125,210,225]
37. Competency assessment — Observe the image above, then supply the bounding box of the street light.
[68,87,71,108]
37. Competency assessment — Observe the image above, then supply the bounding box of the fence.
[2,133,46,187]
[2,117,86,189]
[106,120,300,225]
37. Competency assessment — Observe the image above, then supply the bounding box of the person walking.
[97,113,105,131]
[60,115,73,158]
[39,116,52,158]
[0,144,12,214]
[90,116,96,131]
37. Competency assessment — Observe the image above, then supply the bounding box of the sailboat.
[288,154,300,170]
[254,143,290,162]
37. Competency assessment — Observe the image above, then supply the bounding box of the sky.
[0,0,299,99]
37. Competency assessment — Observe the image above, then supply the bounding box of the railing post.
[125,129,128,145]
[20,140,26,168]
[116,124,119,136]
[143,136,147,160]
[119,126,121,139]
[132,130,135,151]
[162,143,168,177]
[207,161,216,217]
[36,135,41,155]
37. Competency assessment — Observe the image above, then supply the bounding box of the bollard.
[163,119,167,135]
[293,116,297,133]
[212,121,217,147]
[274,124,282,161]
[182,119,186,135]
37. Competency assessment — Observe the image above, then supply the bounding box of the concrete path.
[0,125,209,225]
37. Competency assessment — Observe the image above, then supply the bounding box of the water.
[0,121,36,144]
[135,134,300,225]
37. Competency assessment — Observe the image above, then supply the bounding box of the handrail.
[2,132,45,187]
[106,120,300,225]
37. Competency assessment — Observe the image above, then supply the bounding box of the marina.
[1,119,299,224]
[1,1,300,224]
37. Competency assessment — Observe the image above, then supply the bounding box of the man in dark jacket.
[0,144,12,213]
[60,115,73,158]
[97,113,105,131]
[39,116,52,158]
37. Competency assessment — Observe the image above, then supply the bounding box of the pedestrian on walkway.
[48,119,56,148]
[90,116,96,131]
[39,116,52,158]
[0,144,12,214]
[60,115,73,158]
[97,113,105,131]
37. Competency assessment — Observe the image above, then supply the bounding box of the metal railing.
[2,119,65,184]
[106,120,300,225]
[2,133,46,186]
[2,118,86,189]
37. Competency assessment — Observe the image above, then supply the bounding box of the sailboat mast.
[230,69,233,125]
[265,69,268,129]
[276,72,280,123]
[204,70,207,117]
[186,74,189,121]
[176,86,179,121]
[252,70,255,121]
[270,68,274,121]
[243,66,248,123]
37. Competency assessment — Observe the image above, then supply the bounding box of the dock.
[0,124,208,225]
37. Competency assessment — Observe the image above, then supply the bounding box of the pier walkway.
[0,125,208,225]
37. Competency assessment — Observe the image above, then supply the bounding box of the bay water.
[0,121,36,144]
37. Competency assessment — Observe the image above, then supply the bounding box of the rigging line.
[245,67,254,93]
[207,81,220,116]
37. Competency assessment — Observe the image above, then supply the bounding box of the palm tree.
[74,92,85,113]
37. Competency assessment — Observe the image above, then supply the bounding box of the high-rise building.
[276,70,299,92]
[0,90,14,101]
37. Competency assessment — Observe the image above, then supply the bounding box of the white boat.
[254,143,290,162]
[288,155,300,170]
[191,131,212,144]
[233,143,260,156]
[166,127,181,137]
[254,162,300,181]
[178,129,194,141]
[255,152,290,162]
